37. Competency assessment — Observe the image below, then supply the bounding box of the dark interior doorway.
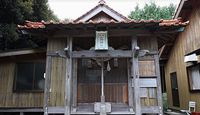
[170,72,180,107]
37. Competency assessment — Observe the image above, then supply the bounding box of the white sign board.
[95,31,108,50]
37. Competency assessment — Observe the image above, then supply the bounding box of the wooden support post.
[154,54,164,115]
[72,59,78,112]
[127,59,134,111]
[65,37,73,115]
[20,112,24,115]
[131,36,141,115]
[44,56,52,115]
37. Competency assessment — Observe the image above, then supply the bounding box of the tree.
[32,0,58,21]
[0,0,58,50]
[128,2,176,20]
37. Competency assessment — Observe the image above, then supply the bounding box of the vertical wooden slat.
[131,36,141,115]
[44,56,52,115]
[154,54,163,115]
[65,37,73,115]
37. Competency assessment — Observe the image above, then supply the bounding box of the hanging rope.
[107,61,111,71]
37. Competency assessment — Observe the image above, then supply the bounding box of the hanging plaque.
[95,31,108,50]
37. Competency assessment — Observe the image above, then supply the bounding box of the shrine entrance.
[71,35,133,114]
[77,58,128,104]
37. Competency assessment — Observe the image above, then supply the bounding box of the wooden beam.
[44,56,52,115]
[0,48,45,58]
[51,29,151,38]
[159,43,173,59]
[155,27,185,34]
[0,108,43,112]
[72,50,132,58]
[47,50,158,58]
[131,36,141,115]
[141,106,160,114]
[65,37,73,115]
[48,107,65,114]
[159,45,166,58]
[185,48,200,56]
[30,28,185,38]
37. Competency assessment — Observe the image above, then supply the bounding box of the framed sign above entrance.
[95,31,108,50]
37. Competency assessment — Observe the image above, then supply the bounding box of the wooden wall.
[0,35,160,109]
[47,38,67,107]
[0,37,68,108]
[138,36,158,51]
[138,36,159,107]
[165,5,200,111]
[0,62,43,108]
[46,35,160,107]
[77,83,128,103]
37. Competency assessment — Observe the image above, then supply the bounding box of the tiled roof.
[159,18,188,26]
[18,21,45,29]
[18,18,189,29]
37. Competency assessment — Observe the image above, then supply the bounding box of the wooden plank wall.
[47,38,67,107]
[77,83,128,103]
[138,36,158,52]
[0,62,43,107]
[139,60,156,76]
[138,36,158,107]
[139,59,158,107]
[164,5,200,111]
[0,36,161,109]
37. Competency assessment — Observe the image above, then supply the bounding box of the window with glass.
[14,62,45,92]
[187,64,200,91]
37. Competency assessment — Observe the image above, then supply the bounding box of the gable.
[88,11,118,22]
[74,2,130,22]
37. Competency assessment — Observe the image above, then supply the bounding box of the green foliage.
[0,0,58,23]
[0,23,18,41]
[32,0,58,21]
[0,0,59,50]
[17,0,33,22]
[128,2,176,20]
[0,0,22,23]
[162,93,168,112]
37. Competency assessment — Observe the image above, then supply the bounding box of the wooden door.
[77,58,128,103]
[170,72,180,107]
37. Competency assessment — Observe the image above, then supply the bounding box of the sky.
[48,0,181,20]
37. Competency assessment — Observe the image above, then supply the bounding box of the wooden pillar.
[154,54,163,115]
[127,59,134,111]
[72,59,78,112]
[65,37,73,115]
[131,36,141,115]
[44,56,52,115]
[20,112,24,115]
